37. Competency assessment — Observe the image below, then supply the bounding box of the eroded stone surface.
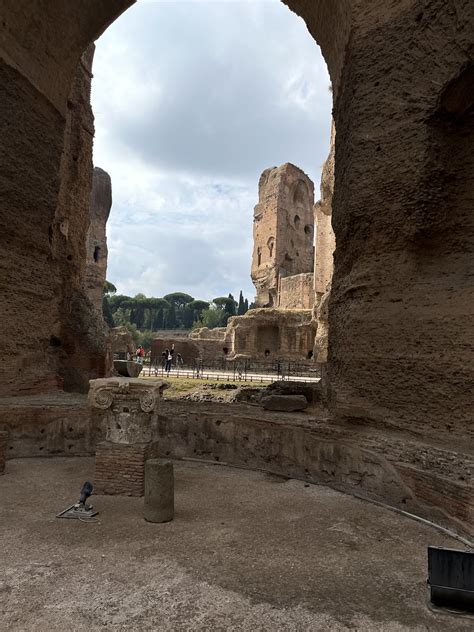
[260,394,308,412]
[85,167,111,313]
[88,377,165,444]
[89,377,167,496]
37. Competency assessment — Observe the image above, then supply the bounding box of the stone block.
[113,360,143,378]
[260,394,308,412]
[264,380,321,403]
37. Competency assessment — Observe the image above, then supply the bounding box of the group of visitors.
[127,343,185,375]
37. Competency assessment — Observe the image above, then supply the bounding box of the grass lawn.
[139,375,249,397]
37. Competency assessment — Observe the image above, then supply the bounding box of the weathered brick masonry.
[94,441,158,496]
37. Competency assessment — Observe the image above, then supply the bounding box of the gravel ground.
[0,457,472,631]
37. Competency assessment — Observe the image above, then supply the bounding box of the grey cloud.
[92,1,332,298]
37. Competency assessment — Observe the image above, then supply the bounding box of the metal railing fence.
[145,357,320,383]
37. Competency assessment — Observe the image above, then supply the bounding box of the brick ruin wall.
[278,272,315,310]
[95,440,159,496]
[226,309,315,361]
[251,164,315,307]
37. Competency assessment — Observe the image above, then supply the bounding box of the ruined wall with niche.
[251,164,315,307]
[226,309,315,361]
[85,167,112,314]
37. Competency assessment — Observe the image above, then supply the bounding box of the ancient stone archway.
[2,0,473,426]
[1,1,473,529]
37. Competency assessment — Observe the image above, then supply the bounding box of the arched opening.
[267,237,275,259]
[93,246,101,263]
[293,180,309,208]
[2,0,474,592]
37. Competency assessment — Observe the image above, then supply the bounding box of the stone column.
[144,460,174,523]
[89,378,167,496]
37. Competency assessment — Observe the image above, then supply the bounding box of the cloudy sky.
[92,0,332,302]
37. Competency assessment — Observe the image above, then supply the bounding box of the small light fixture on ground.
[56,481,98,520]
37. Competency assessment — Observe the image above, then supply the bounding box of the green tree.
[163,292,194,307]
[154,308,164,330]
[103,280,117,295]
[244,298,249,313]
[182,304,195,328]
[237,290,245,315]
[187,299,210,324]
[227,293,237,316]
[102,295,115,327]
[200,306,224,329]
[164,303,178,329]
[146,298,170,330]
[213,295,237,326]
[109,294,131,312]
[136,329,154,350]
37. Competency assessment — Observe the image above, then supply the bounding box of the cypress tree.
[237,290,245,315]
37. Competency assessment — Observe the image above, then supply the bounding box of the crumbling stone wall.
[312,122,336,362]
[86,167,112,313]
[314,122,335,301]
[0,41,109,396]
[278,272,315,310]
[226,308,315,361]
[53,46,109,393]
[251,164,315,307]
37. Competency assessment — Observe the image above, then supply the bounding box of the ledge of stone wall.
[0,394,103,458]
[157,399,474,539]
[0,394,472,538]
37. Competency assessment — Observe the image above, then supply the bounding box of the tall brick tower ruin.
[251,163,315,307]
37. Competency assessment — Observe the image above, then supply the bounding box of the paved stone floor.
[0,458,472,631]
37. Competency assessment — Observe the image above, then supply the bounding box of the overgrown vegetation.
[103,283,253,346]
